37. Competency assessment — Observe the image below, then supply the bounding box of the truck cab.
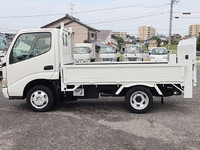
[150,47,168,62]
[1,29,63,99]
[73,43,95,63]
[124,45,146,61]
[99,46,120,62]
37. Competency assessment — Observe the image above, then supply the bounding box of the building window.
[91,33,94,38]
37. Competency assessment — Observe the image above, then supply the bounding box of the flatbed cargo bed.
[62,62,185,86]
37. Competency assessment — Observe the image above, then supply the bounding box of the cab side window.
[10,32,51,64]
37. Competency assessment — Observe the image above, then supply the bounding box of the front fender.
[7,72,58,97]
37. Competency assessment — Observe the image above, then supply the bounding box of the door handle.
[44,65,53,70]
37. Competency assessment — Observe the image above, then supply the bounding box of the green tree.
[112,35,124,50]
[127,34,135,41]
[150,36,161,47]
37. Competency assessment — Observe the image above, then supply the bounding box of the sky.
[0,0,200,37]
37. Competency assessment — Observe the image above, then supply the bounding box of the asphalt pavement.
[0,65,200,150]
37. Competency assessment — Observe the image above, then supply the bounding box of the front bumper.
[2,88,9,98]
[101,58,115,62]
[76,59,90,63]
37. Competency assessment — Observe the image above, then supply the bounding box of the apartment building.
[138,26,156,40]
[189,24,200,37]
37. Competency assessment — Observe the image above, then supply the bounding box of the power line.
[0,3,169,19]
[88,12,167,25]
[73,3,169,14]
[0,13,65,19]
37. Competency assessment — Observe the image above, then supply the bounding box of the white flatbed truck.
[1,24,197,113]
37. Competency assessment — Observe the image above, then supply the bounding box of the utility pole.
[168,0,178,50]
[69,3,74,16]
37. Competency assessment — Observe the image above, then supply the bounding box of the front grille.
[128,57,137,61]
[102,58,114,62]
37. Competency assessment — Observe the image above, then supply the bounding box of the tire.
[125,86,153,113]
[26,86,55,112]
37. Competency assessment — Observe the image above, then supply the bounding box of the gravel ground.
[0,65,199,150]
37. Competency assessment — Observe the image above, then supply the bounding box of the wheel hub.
[30,90,49,109]
[135,96,142,102]
[130,91,149,110]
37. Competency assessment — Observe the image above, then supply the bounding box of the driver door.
[6,31,55,97]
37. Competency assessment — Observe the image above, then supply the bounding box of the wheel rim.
[30,90,49,109]
[130,91,149,110]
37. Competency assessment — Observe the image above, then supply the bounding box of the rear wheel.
[125,86,153,113]
[26,86,54,112]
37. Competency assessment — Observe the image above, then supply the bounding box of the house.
[41,14,99,46]
[135,37,145,45]
[146,40,157,50]
[158,35,168,45]
[171,34,181,44]
[112,32,127,41]
[97,30,112,45]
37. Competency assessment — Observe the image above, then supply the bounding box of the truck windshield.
[151,48,167,55]
[0,33,8,51]
[125,46,142,54]
[74,47,91,54]
[100,47,116,54]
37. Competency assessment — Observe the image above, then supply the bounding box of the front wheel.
[125,86,153,113]
[26,86,55,112]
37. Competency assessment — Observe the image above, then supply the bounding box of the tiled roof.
[97,30,112,40]
[41,14,99,32]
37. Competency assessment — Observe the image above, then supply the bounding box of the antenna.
[69,3,74,16]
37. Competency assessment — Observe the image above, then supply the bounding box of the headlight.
[124,57,128,61]
[2,78,7,88]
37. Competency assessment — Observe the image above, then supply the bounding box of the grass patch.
[142,45,148,51]
[142,44,177,51]
[161,44,177,50]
